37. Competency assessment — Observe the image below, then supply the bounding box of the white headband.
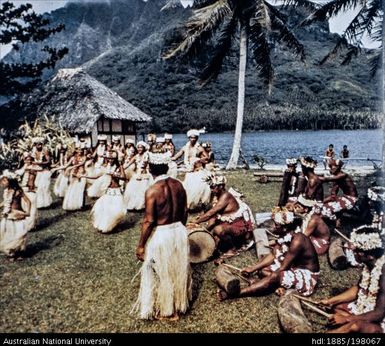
[187,129,200,138]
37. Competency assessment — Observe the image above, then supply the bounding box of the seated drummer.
[286,195,331,255]
[195,174,254,259]
[217,209,320,301]
[320,226,385,333]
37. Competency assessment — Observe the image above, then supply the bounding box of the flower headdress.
[350,225,383,251]
[300,157,317,169]
[368,186,385,202]
[271,207,295,225]
[148,152,171,165]
[204,173,227,187]
[286,158,298,165]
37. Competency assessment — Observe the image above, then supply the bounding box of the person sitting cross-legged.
[217,208,320,301]
[319,226,385,334]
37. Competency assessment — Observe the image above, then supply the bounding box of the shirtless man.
[320,226,385,333]
[218,209,320,300]
[300,156,324,203]
[324,144,335,169]
[321,159,358,224]
[288,195,331,255]
[195,175,254,259]
[134,152,191,321]
[171,129,208,171]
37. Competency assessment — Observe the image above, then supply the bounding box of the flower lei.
[2,188,14,215]
[349,255,385,315]
[351,231,383,251]
[271,230,300,271]
[368,187,385,202]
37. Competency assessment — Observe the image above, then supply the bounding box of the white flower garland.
[2,188,14,215]
[349,255,385,315]
[351,231,383,251]
[271,231,300,271]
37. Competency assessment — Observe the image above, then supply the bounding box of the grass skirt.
[87,174,111,198]
[167,162,178,179]
[63,178,86,211]
[124,174,153,210]
[35,171,53,209]
[22,189,38,232]
[0,218,27,256]
[183,170,211,209]
[91,188,126,233]
[53,172,69,198]
[133,222,192,319]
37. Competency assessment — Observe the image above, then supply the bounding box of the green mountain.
[1,0,381,132]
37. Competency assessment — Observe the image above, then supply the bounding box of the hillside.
[1,0,381,132]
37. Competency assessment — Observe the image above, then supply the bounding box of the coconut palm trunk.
[226,24,247,170]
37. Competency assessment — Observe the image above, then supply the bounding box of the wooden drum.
[187,223,216,263]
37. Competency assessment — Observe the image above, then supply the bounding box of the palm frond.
[199,13,238,86]
[319,4,371,64]
[265,1,305,61]
[341,0,381,45]
[301,0,366,25]
[369,51,382,78]
[279,0,320,12]
[368,8,383,42]
[341,45,361,64]
[161,0,182,12]
[319,38,348,64]
[255,0,272,31]
[249,19,274,94]
[193,0,220,9]
[163,0,232,60]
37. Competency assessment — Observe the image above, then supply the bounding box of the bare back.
[149,177,187,226]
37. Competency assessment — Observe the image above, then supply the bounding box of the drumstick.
[265,229,279,238]
[292,294,329,309]
[221,264,252,284]
[333,228,352,243]
[301,301,333,319]
[222,263,243,273]
[221,263,251,285]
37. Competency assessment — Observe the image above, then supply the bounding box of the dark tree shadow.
[190,262,207,304]
[23,234,65,258]
[33,211,69,232]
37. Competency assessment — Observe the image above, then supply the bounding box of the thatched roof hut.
[35,67,152,146]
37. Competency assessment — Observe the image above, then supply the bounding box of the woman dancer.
[124,142,153,210]
[31,137,53,209]
[15,153,41,231]
[0,172,31,260]
[90,151,127,233]
[62,146,87,211]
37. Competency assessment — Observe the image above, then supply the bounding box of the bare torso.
[288,233,320,272]
[305,173,324,201]
[149,178,187,226]
[332,173,358,197]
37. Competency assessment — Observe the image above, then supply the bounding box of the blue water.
[170,129,383,165]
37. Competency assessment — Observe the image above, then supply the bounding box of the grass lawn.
[0,170,379,333]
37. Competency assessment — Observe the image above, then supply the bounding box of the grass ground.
[0,170,378,333]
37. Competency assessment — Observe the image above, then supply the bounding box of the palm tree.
[163,0,311,169]
[299,0,383,164]
[300,0,383,73]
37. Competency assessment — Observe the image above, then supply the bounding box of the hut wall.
[95,118,137,145]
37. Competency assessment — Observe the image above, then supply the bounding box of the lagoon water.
[170,129,383,166]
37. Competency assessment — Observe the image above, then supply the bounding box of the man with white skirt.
[133,151,192,320]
